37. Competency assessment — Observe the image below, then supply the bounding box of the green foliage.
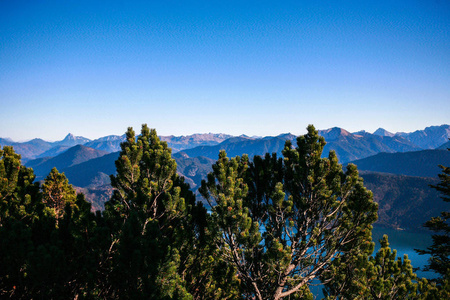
[41,167,77,225]
[0,146,40,223]
[0,146,40,297]
[3,127,449,299]
[416,146,450,292]
[325,234,450,300]
[102,124,238,299]
[324,234,426,299]
[200,125,378,300]
[0,146,101,298]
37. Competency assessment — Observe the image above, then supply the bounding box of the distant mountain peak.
[276,133,296,140]
[395,124,450,149]
[318,127,351,141]
[353,130,371,137]
[55,133,91,147]
[373,128,394,137]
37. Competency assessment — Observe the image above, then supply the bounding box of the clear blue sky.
[1,0,449,141]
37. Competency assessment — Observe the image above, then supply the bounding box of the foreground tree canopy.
[416,144,450,296]
[0,125,446,299]
[199,125,378,299]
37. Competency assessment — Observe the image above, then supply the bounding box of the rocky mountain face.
[53,133,91,147]
[373,128,395,137]
[319,128,420,163]
[160,133,234,152]
[0,132,237,160]
[84,135,125,153]
[396,125,450,149]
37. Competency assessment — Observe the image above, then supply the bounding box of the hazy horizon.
[2,123,449,144]
[1,1,449,141]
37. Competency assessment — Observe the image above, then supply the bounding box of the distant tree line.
[0,125,448,299]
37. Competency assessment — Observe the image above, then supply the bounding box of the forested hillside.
[351,149,450,178]
[361,171,444,230]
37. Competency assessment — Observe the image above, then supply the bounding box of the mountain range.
[320,127,421,163]
[26,145,110,182]
[2,125,449,162]
[2,124,450,230]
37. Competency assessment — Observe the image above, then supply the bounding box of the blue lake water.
[371,226,434,279]
[309,226,435,297]
[207,209,436,294]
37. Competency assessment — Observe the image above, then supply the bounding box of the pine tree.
[416,145,450,295]
[0,145,40,223]
[0,146,105,298]
[324,235,429,299]
[41,167,77,226]
[0,146,41,297]
[101,124,237,299]
[200,125,378,300]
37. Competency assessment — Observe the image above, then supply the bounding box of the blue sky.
[1,0,449,141]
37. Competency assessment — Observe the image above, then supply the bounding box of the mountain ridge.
[25,145,109,180]
[349,149,450,178]
[3,124,450,167]
[10,126,448,228]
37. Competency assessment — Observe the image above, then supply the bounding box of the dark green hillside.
[438,140,450,150]
[25,145,109,179]
[351,149,450,178]
[173,154,215,189]
[36,145,70,158]
[62,151,120,187]
[75,185,114,211]
[361,171,445,231]
[64,152,210,209]
[25,156,53,170]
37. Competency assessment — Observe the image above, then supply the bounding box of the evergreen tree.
[416,145,450,294]
[324,235,433,299]
[101,124,237,299]
[0,145,40,223]
[0,146,41,297]
[200,125,378,300]
[41,167,77,226]
[0,146,103,298]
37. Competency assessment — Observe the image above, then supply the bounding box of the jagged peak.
[61,133,90,142]
[320,127,351,134]
[373,128,394,137]
[319,127,351,141]
[271,133,296,141]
